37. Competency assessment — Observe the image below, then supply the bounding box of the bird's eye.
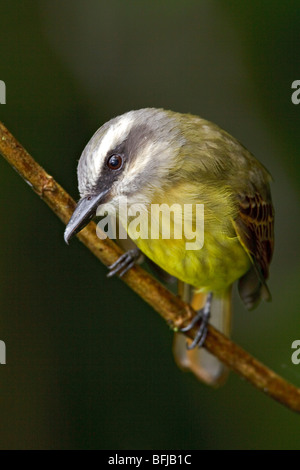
[107,154,123,170]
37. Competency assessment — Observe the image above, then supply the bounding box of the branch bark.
[1,121,300,413]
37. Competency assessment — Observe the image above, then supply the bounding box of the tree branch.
[1,121,300,413]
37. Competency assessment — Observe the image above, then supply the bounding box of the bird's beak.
[64,190,109,244]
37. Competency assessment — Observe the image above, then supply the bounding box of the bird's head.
[64,108,184,243]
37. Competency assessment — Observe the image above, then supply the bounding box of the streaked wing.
[233,191,274,306]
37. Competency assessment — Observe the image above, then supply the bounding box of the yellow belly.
[122,182,251,293]
[132,232,250,293]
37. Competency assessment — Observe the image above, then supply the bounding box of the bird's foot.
[107,248,141,278]
[180,292,212,349]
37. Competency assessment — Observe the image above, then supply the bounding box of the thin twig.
[1,121,300,413]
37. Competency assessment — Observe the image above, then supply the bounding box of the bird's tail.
[173,282,232,387]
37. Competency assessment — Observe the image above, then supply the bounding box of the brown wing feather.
[233,192,274,309]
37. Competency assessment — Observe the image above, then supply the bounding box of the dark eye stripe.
[107,154,123,170]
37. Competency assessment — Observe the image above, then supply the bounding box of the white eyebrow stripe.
[93,114,135,176]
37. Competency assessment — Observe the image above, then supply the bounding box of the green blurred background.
[1,0,300,449]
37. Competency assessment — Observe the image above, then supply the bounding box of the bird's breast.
[118,200,251,292]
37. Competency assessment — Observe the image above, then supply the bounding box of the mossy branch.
[1,121,300,413]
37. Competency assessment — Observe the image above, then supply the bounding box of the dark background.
[1,0,300,449]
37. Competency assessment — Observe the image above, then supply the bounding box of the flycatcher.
[64,108,274,386]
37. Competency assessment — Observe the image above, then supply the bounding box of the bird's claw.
[180,292,212,349]
[107,248,141,278]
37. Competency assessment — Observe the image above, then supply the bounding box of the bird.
[64,108,274,386]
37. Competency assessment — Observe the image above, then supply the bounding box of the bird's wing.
[232,191,274,308]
